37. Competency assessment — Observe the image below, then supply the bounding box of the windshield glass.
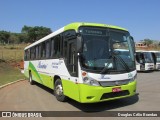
[155,52,160,62]
[143,52,154,63]
[79,27,135,73]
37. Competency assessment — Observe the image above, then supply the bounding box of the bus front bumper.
[78,80,137,103]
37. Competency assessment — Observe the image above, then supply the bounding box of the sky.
[0,0,160,41]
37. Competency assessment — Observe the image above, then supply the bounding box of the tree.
[0,25,52,44]
[0,31,10,44]
[21,25,52,43]
[143,39,153,46]
[9,33,18,43]
[18,33,28,43]
[21,25,32,34]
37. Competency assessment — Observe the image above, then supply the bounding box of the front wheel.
[54,79,67,102]
[29,72,34,85]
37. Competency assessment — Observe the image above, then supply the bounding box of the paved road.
[0,71,160,118]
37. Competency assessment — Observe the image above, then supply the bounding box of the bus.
[136,51,154,71]
[24,22,137,103]
[149,51,160,70]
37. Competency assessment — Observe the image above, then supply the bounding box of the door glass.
[68,41,77,76]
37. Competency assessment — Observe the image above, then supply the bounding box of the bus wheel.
[54,79,67,102]
[29,72,34,85]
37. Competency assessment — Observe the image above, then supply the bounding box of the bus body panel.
[24,59,72,87]
[78,80,137,103]
[155,63,160,70]
[136,63,154,71]
[24,59,137,103]
[62,79,80,102]
[86,70,137,81]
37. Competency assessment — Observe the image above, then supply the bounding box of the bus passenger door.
[63,31,80,102]
[66,39,78,77]
[63,31,78,77]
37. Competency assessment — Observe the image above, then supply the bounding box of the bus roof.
[147,50,160,53]
[114,49,129,51]
[136,50,160,53]
[64,22,128,31]
[25,22,128,50]
[136,50,152,53]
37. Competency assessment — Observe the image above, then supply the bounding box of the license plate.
[112,87,122,92]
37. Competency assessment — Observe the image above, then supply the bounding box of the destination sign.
[81,28,107,36]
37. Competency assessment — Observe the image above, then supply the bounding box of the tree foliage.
[143,39,153,46]
[21,25,52,42]
[0,25,52,44]
[0,31,10,44]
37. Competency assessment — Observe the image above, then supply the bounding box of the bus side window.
[46,40,51,59]
[38,44,41,59]
[51,38,55,58]
[41,42,46,59]
[24,50,26,60]
[54,35,61,58]
[60,34,63,56]
[28,49,30,60]
[31,47,35,60]
[36,45,39,59]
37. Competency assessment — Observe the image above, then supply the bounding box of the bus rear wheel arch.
[54,78,68,102]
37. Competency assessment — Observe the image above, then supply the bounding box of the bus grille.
[100,90,129,100]
[99,79,130,87]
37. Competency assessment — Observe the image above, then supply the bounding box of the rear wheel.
[54,79,67,102]
[29,72,34,85]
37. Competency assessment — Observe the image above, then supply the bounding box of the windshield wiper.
[100,61,112,74]
[112,53,130,72]
[100,52,130,74]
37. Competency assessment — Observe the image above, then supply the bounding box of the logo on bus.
[37,61,48,69]
[100,75,111,80]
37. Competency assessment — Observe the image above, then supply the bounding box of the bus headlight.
[83,77,100,86]
[129,74,137,83]
[90,80,100,86]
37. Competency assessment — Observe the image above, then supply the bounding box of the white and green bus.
[24,22,137,103]
[149,51,160,70]
[136,51,154,71]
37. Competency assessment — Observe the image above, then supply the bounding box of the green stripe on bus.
[29,62,44,84]
[64,22,128,31]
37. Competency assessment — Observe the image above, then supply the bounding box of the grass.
[0,44,28,62]
[0,44,27,86]
[0,61,25,86]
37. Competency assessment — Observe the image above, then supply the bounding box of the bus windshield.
[143,52,154,63]
[155,52,160,62]
[79,27,135,73]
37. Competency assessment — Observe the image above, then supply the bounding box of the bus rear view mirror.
[130,36,135,52]
[77,36,82,53]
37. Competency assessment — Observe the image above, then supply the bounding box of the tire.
[54,79,67,102]
[29,72,34,85]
